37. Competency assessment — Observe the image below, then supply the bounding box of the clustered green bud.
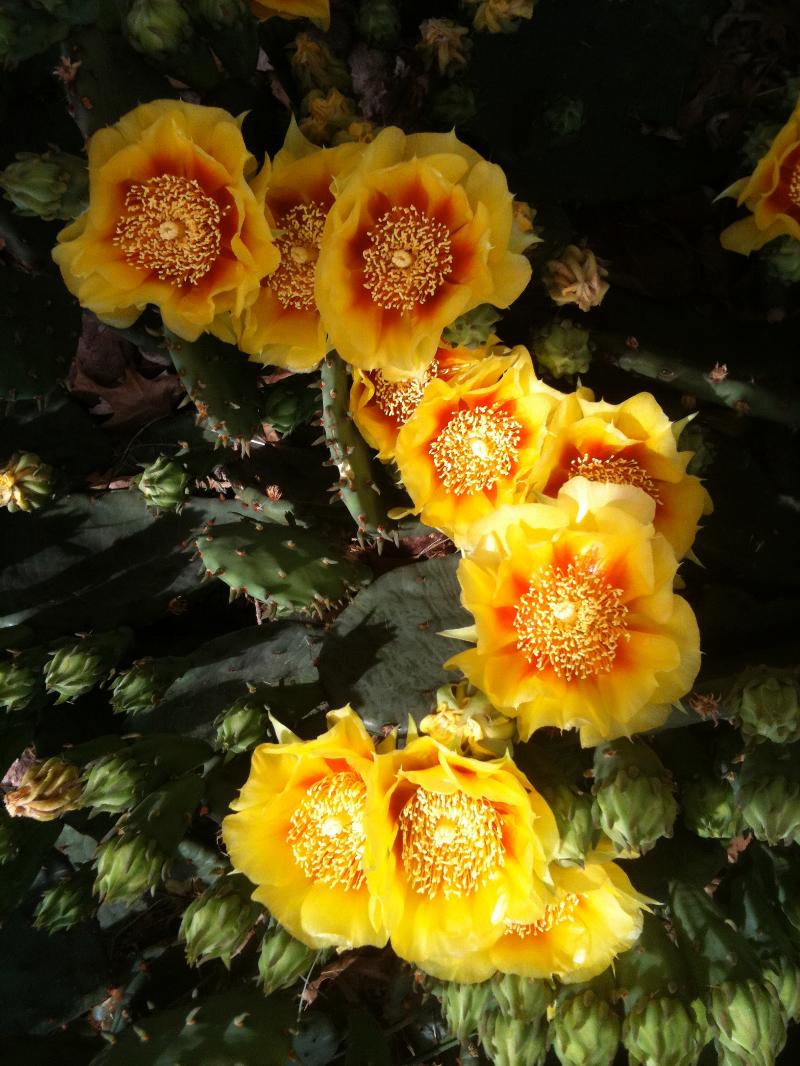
[34,866,96,933]
[261,375,324,436]
[442,303,501,348]
[213,700,270,755]
[489,973,553,1022]
[680,774,744,840]
[540,783,594,866]
[44,629,131,704]
[593,740,677,856]
[126,0,191,56]
[622,994,709,1066]
[533,320,592,380]
[357,0,400,47]
[180,874,261,967]
[434,979,492,1041]
[429,82,478,129]
[709,978,786,1066]
[764,957,800,1023]
[0,648,45,712]
[0,150,88,221]
[133,455,190,513]
[80,752,150,814]
[258,923,321,995]
[736,741,800,846]
[110,656,186,716]
[479,1011,548,1066]
[0,452,54,513]
[4,757,82,822]
[762,237,800,286]
[94,831,168,901]
[731,665,800,745]
[552,988,620,1066]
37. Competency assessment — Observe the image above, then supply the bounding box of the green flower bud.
[762,236,800,286]
[479,1010,548,1066]
[709,978,786,1066]
[763,957,800,1023]
[0,647,46,711]
[731,666,800,745]
[80,753,150,814]
[679,422,715,477]
[94,831,168,901]
[213,700,270,755]
[126,0,191,56]
[553,988,621,1066]
[34,865,96,933]
[44,630,131,704]
[261,375,324,436]
[435,979,493,1041]
[180,873,261,967]
[0,452,54,513]
[442,303,501,348]
[622,994,709,1066]
[544,96,585,138]
[357,0,400,47]
[680,774,744,840]
[489,973,552,1022]
[132,455,190,513]
[737,741,800,846]
[0,151,88,221]
[289,32,351,95]
[110,656,186,716]
[195,0,249,27]
[540,783,594,866]
[258,924,322,995]
[593,740,678,856]
[429,82,478,129]
[4,757,82,822]
[533,320,592,380]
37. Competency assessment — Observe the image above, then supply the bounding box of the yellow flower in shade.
[392,348,562,547]
[230,120,364,371]
[719,94,800,254]
[315,127,532,379]
[350,342,483,461]
[366,735,559,982]
[446,480,701,746]
[485,861,647,983]
[221,706,387,951]
[531,391,712,559]
[52,100,279,341]
[250,0,329,29]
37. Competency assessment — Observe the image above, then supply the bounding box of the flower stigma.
[399,787,505,898]
[513,554,630,681]
[362,205,453,311]
[114,174,222,285]
[268,201,327,310]
[287,770,367,890]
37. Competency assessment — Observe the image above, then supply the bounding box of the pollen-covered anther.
[429,404,522,495]
[114,174,222,285]
[569,453,661,503]
[789,161,800,208]
[399,788,505,899]
[267,201,327,311]
[287,771,367,890]
[506,893,582,938]
[362,205,453,311]
[514,554,630,681]
[370,359,438,422]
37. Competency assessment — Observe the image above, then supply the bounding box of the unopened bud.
[0,452,54,513]
[126,0,191,56]
[533,320,592,380]
[4,757,82,822]
[543,246,609,313]
[180,873,261,967]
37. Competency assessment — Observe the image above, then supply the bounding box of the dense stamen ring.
[267,201,328,311]
[569,453,662,503]
[429,403,522,495]
[362,204,453,312]
[286,770,367,891]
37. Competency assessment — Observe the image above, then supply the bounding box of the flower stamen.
[399,787,505,899]
[267,201,327,311]
[513,555,630,681]
[569,453,661,503]
[287,771,367,890]
[429,404,522,495]
[370,359,438,423]
[114,174,222,286]
[362,205,453,312]
[506,893,582,938]
[789,161,800,208]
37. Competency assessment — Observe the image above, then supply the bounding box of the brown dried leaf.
[69,364,182,428]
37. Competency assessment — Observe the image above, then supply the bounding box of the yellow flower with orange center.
[366,735,558,982]
[719,94,800,254]
[229,120,364,371]
[350,343,485,460]
[52,100,279,342]
[392,348,563,546]
[446,480,701,746]
[315,127,532,379]
[250,0,329,29]
[221,706,387,950]
[531,391,712,559]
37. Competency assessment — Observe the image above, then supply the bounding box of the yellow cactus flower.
[719,94,800,254]
[530,391,712,559]
[366,735,559,982]
[315,127,532,379]
[251,0,329,30]
[446,480,701,746]
[222,706,388,951]
[229,120,364,371]
[392,348,562,547]
[53,100,279,341]
[350,342,483,461]
[486,861,647,982]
